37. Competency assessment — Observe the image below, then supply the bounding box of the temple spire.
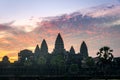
[34,44,40,55]
[34,44,40,57]
[70,46,75,54]
[41,39,48,55]
[55,33,64,49]
[80,41,88,58]
[34,44,40,61]
[53,33,65,54]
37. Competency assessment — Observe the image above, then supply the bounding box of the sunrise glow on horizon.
[0,0,120,63]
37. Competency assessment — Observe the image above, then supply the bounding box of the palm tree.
[97,46,113,62]
[96,46,114,76]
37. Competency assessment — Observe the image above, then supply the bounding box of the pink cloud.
[0,5,120,62]
[85,30,96,35]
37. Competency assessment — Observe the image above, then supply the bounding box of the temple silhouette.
[0,33,120,79]
[16,33,89,65]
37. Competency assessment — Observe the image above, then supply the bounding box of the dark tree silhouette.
[0,56,10,67]
[97,46,113,62]
[96,46,114,75]
[2,56,10,63]
[69,64,79,74]
[85,57,95,68]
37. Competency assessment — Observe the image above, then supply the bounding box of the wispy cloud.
[85,4,120,18]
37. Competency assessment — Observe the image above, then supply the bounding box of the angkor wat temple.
[17,33,89,65]
[0,33,120,79]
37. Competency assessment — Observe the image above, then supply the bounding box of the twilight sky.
[0,0,120,62]
[0,0,118,23]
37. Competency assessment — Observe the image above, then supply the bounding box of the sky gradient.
[0,0,119,23]
[0,0,120,62]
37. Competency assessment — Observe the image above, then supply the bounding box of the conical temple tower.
[80,41,88,59]
[53,33,65,54]
[34,44,40,58]
[70,46,75,54]
[41,39,48,56]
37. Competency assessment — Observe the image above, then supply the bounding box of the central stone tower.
[53,33,65,55]
[80,41,88,59]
